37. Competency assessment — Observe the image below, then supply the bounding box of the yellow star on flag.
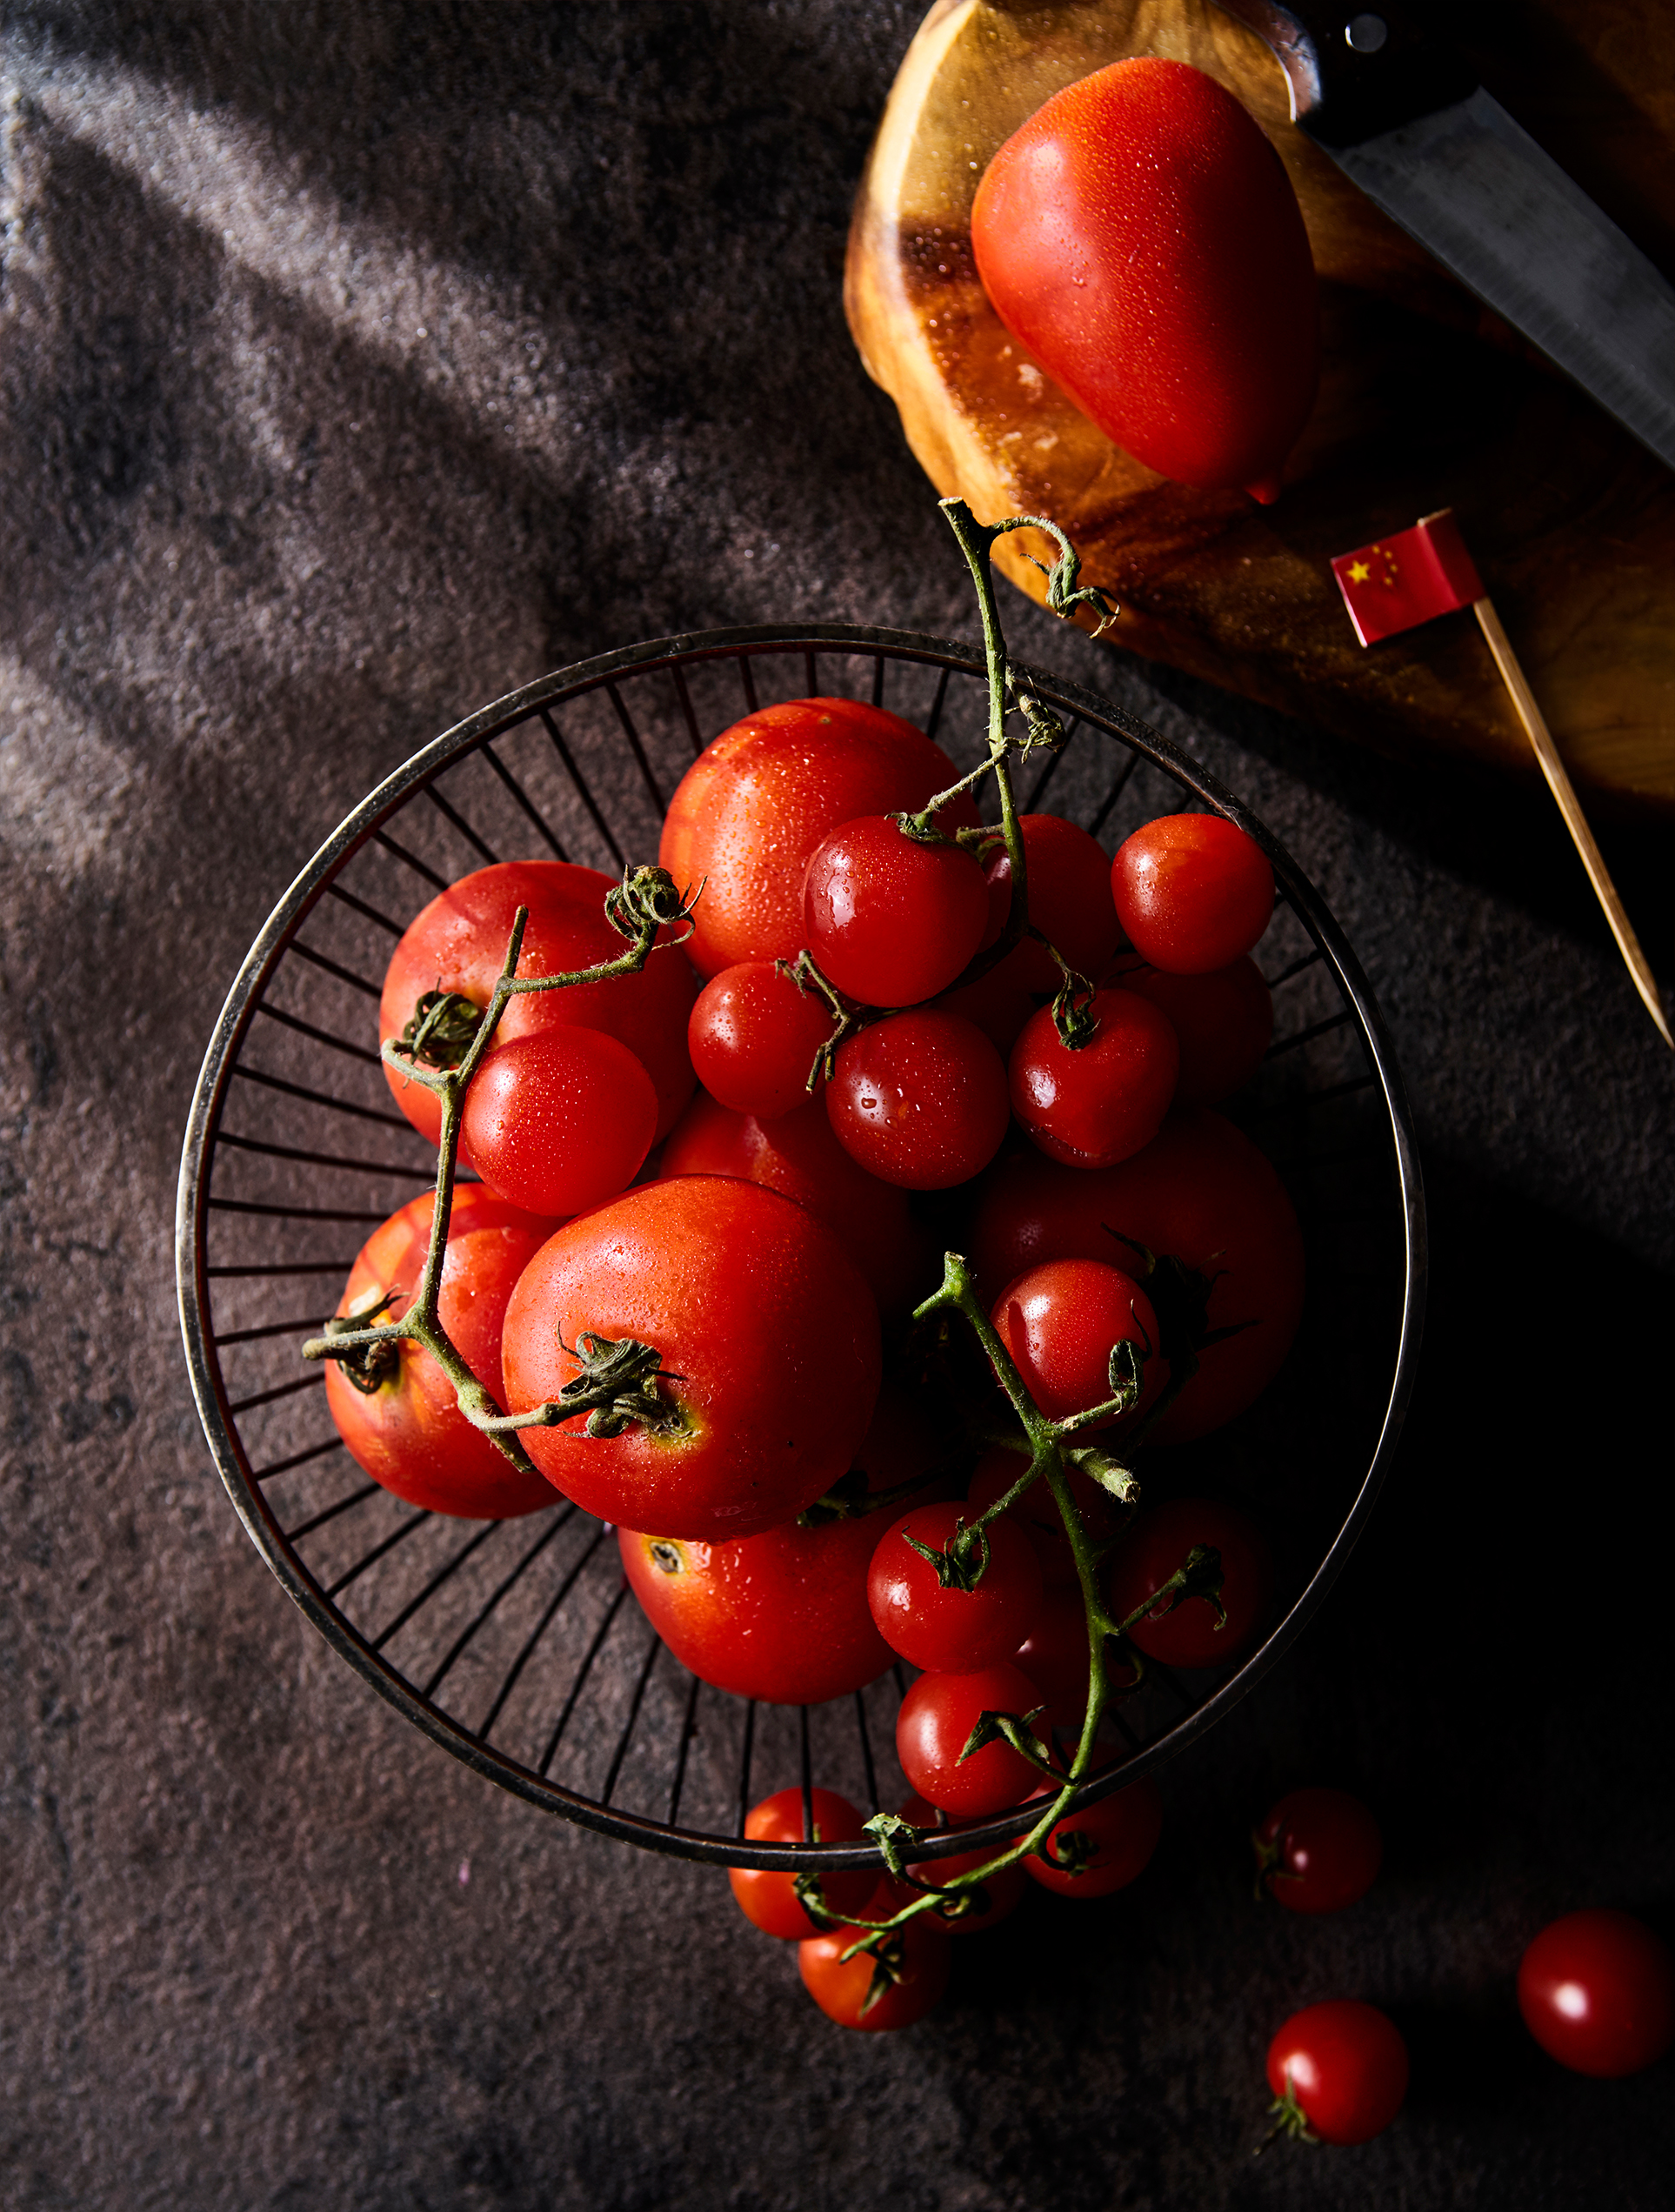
[1345,559,1371,584]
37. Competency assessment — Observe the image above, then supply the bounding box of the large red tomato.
[378,859,697,1146]
[659,1088,936,1319]
[971,58,1318,500]
[323,1185,558,1518]
[501,1178,882,1540]
[967,1111,1304,1442]
[657,697,978,979]
[617,1386,940,1702]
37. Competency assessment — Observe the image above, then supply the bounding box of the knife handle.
[1210,1,1478,148]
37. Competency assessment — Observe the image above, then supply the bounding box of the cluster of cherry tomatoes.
[313,685,1304,2027]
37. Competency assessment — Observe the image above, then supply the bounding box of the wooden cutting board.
[845,0,1675,818]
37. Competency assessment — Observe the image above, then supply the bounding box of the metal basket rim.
[176,620,1426,1870]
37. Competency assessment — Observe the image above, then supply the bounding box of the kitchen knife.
[1211,1,1675,471]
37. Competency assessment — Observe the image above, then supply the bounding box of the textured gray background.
[3,5,1673,2209]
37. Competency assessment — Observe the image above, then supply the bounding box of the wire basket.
[177,624,1424,1875]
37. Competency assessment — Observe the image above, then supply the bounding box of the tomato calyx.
[958,1703,1058,1778]
[604,861,702,945]
[1048,957,1099,1050]
[395,989,484,1072]
[556,1330,688,1440]
[321,1286,403,1393]
[1255,2075,1319,2155]
[900,1514,991,1594]
[1037,1825,1099,1878]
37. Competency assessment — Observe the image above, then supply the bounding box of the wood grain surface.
[845,0,1675,816]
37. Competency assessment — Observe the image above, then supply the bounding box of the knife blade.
[1211,2,1675,471]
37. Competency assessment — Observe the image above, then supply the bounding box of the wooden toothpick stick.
[1471,598,1673,1050]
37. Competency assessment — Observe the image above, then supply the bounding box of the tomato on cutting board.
[971,57,1318,500]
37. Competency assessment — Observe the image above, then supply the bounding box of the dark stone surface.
[3,6,1672,2207]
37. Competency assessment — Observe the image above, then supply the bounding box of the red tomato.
[937,941,1042,1055]
[659,1088,935,1318]
[617,1386,941,1701]
[686,960,834,1119]
[826,1010,1010,1191]
[1255,1788,1383,1916]
[1012,1580,1138,1732]
[727,1789,880,1940]
[1117,955,1271,1104]
[1025,1763,1163,1899]
[804,817,989,1007]
[1265,2001,1409,2146]
[1106,1497,1271,1671]
[991,1258,1164,1430]
[459,1028,657,1217]
[968,1111,1305,1443]
[981,813,1121,991]
[658,698,978,979]
[501,1178,881,1540]
[971,58,1318,501]
[1517,1910,1675,2078]
[1009,990,1179,1169]
[879,1793,1028,1934]
[323,1185,558,1519]
[1111,815,1274,974]
[867,1500,1043,1674]
[798,1916,951,2031]
[965,1447,1118,1587]
[379,859,697,1145]
[895,1661,1045,1818]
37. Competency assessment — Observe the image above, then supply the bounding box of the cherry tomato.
[798,1915,951,2031]
[1107,1496,1271,1670]
[1012,1580,1137,1732]
[879,1793,1027,1935]
[1265,2001,1409,2146]
[501,1177,881,1541]
[727,1789,881,1940]
[868,1500,1044,1673]
[1517,1909,1675,2078]
[659,1090,935,1320]
[1025,1762,1163,1899]
[969,1110,1305,1444]
[827,1010,1010,1191]
[971,58,1318,501]
[981,814,1121,991]
[937,940,1042,1056]
[991,1258,1164,1430]
[323,1185,558,1519]
[895,1661,1046,1818]
[617,1386,942,1702]
[1111,815,1274,975]
[1116,955,1272,1105]
[658,697,978,979]
[965,1447,1118,1587]
[686,960,835,1120]
[459,1027,657,1217]
[1009,989,1179,1169]
[1255,1788,1383,1916]
[804,816,989,1007]
[379,859,697,1145]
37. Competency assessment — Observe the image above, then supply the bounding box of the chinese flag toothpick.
[1331,510,1672,1049]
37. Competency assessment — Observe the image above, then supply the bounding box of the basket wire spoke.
[177,625,1423,1871]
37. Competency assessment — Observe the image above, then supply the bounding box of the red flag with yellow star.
[1331,509,1485,646]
